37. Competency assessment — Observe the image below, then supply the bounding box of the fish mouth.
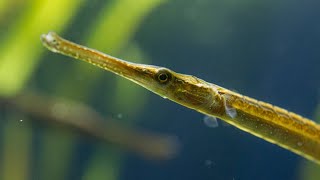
[40,32,61,53]
[40,31,169,97]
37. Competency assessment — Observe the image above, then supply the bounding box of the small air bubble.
[205,159,214,167]
[116,113,123,119]
[203,116,219,128]
[297,142,303,146]
[19,119,23,122]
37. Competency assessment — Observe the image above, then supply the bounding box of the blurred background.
[0,0,319,179]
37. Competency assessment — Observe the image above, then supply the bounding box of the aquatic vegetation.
[0,0,166,180]
[0,0,83,97]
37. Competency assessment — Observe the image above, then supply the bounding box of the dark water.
[122,1,319,180]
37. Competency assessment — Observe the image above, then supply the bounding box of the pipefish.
[41,32,320,164]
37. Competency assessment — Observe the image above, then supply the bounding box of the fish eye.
[156,69,172,84]
[158,73,168,82]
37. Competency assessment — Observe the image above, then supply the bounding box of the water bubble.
[205,159,215,168]
[116,113,123,119]
[19,119,23,122]
[203,116,219,128]
[205,159,213,166]
[297,142,303,146]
